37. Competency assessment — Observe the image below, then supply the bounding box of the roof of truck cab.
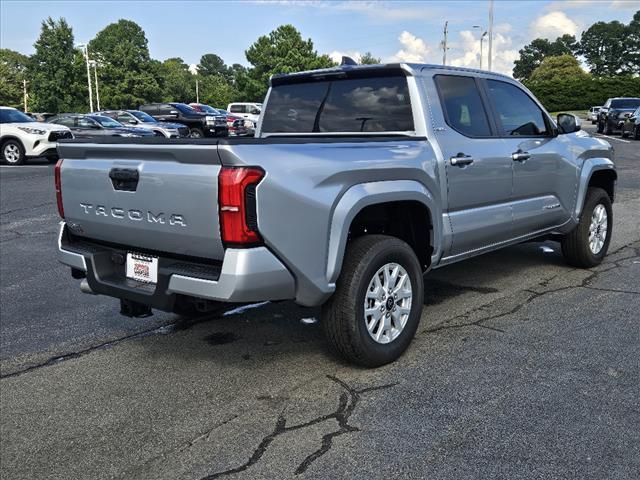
[270,62,514,86]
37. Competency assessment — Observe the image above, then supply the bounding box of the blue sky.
[1,0,638,75]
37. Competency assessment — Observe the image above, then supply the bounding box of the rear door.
[429,73,513,256]
[483,79,574,236]
[58,142,225,260]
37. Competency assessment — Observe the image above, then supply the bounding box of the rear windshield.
[261,75,414,133]
[610,99,640,109]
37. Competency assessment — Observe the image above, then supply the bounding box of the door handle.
[450,153,474,167]
[512,150,531,162]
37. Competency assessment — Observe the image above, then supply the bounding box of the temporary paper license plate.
[126,253,158,284]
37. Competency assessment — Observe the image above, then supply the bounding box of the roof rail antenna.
[340,56,358,66]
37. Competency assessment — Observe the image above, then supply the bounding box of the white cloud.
[530,11,579,39]
[449,29,518,77]
[328,50,363,64]
[389,31,431,63]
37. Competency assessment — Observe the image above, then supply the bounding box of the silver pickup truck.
[56,63,616,367]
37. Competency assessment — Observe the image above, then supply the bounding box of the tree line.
[0,18,382,113]
[1,11,638,114]
[512,10,640,111]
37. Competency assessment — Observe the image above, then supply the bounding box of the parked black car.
[48,114,155,138]
[597,97,640,135]
[621,106,640,140]
[138,103,227,138]
[96,110,189,138]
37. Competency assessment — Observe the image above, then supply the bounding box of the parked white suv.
[0,107,73,165]
[227,102,262,125]
[587,106,602,124]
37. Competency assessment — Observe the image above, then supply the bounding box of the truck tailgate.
[57,142,224,260]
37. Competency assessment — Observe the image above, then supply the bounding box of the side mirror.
[250,109,260,115]
[557,113,581,134]
[128,119,138,124]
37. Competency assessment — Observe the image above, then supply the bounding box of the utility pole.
[91,61,100,111]
[480,31,488,69]
[23,79,28,113]
[441,21,449,66]
[77,43,94,112]
[195,77,199,104]
[487,0,494,71]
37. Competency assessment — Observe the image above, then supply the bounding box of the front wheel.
[321,235,424,367]
[1,139,26,165]
[561,187,612,268]
[603,121,613,135]
[634,126,640,140]
[189,128,204,138]
[596,121,604,134]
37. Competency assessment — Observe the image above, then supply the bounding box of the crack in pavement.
[422,242,640,336]
[200,375,397,479]
[0,201,55,216]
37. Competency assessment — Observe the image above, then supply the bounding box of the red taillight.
[218,167,264,246]
[54,159,64,218]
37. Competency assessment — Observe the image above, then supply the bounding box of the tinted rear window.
[610,99,640,109]
[261,75,414,133]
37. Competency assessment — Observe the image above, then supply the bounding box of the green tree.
[359,52,381,64]
[0,49,29,109]
[159,57,193,102]
[579,20,629,76]
[28,17,79,112]
[200,74,236,108]
[627,11,640,74]
[513,35,578,80]
[241,25,334,101]
[530,54,589,82]
[88,19,162,108]
[198,53,233,82]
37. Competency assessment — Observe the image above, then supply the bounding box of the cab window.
[434,75,492,137]
[486,80,549,136]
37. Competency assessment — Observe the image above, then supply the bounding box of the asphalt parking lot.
[1,124,639,479]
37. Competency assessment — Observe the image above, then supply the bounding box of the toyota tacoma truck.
[55,63,616,367]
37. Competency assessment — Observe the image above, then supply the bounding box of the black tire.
[561,187,612,268]
[591,120,596,125]
[621,129,628,138]
[634,126,640,141]
[321,235,424,367]
[1,139,26,165]
[596,120,604,133]
[189,127,204,138]
[603,121,613,135]
[47,155,59,164]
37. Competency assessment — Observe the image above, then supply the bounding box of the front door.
[483,79,574,237]
[430,74,513,256]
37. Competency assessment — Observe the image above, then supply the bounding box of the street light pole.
[77,43,94,112]
[441,21,449,65]
[23,79,28,113]
[480,31,488,70]
[487,0,494,71]
[91,61,100,111]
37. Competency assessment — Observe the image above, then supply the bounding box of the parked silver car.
[587,106,602,124]
[96,110,189,138]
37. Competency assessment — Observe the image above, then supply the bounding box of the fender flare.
[574,158,617,219]
[326,179,441,284]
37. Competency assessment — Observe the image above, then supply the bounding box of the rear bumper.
[56,222,295,310]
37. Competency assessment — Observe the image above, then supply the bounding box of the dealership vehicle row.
[0,101,261,165]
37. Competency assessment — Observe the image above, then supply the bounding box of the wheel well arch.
[588,169,617,203]
[0,135,24,149]
[347,200,433,270]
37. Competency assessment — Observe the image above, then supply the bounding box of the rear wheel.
[189,128,204,138]
[1,139,25,165]
[321,235,424,367]
[596,120,604,133]
[561,187,612,268]
[603,121,613,135]
[634,126,640,140]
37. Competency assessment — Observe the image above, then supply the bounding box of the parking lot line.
[594,133,631,143]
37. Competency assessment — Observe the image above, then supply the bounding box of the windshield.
[91,116,124,128]
[171,103,198,114]
[261,75,414,133]
[197,104,219,114]
[0,109,33,124]
[611,99,640,109]
[130,111,157,122]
